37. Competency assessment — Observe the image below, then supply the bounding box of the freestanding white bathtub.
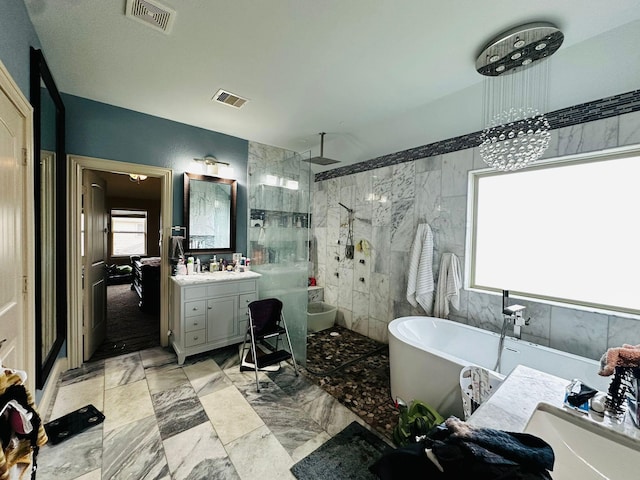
[389,316,610,419]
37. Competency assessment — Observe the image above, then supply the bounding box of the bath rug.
[44,404,105,445]
[291,421,391,480]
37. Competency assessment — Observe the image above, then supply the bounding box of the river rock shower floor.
[302,325,399,440]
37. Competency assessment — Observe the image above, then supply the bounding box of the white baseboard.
[37,357,68,419]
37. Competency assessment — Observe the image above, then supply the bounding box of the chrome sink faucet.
[502,290,529,339]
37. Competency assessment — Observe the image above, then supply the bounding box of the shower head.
[303,132,340,165]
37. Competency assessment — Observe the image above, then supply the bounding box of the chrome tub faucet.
[502,290,529,339]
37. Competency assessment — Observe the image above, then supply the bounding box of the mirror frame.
[183,173,237,254]
[30,47,66,389]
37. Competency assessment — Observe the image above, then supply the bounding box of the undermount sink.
[524,403,640,480]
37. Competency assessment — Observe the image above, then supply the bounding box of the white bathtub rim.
[388,316,602,372]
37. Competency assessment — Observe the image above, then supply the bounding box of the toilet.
[307,302,337,332]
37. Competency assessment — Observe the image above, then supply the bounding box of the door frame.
[67,155,172,369]
[0,59,35,392]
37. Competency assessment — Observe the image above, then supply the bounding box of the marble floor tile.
[104,351,145,389]
[43,340,398,480]
[200,385,265,445]
[237,383,324,455]
[163,422,240,480]
[183,358,233,397]
[145,363,190,395]
[139,346,178,369]
[223,366,273,391]
[59,361,105,387]
[290,430,332,463]
[37,425,103,480]
[226,425,296,480]
[102,415,170,480]
[151,383,209,440]
[74,470,101,480]
[103,378,155,433]
[210,344,242,370]
[267,366,327,405]
[305,391,363,437]
[50,375,105,421]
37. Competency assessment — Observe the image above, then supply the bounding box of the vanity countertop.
[468,364,640,442]
[171,271,262,286]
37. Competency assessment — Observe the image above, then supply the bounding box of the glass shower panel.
[248,144,311,365]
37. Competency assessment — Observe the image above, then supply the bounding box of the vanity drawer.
[185,329,206,347]
[239,292,257,310]
[238,280,256,293]
[207,282,240,297]
[184,286,207,300]
[185,300,206,317]
[185,315,205,332]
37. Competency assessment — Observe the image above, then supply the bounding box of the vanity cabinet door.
[206,296,237,343]
[238,292,257,336]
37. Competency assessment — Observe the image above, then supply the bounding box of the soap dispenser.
[210,255,218,272]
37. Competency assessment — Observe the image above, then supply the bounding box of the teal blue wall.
[0,0,41,98]
[0,0,249,257]
[62,93,249,255]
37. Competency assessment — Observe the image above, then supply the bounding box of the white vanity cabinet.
[170,272,260,364]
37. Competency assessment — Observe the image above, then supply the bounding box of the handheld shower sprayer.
[338,202,355,259]
[338,202,353,213]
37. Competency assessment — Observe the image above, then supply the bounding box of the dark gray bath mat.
[44,404,105,444]
[291,421,390,479]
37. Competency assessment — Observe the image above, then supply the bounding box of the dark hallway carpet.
[89,284,160,362]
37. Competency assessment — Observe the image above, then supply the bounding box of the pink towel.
[598,344,640,376]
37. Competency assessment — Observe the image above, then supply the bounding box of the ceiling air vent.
[125,0,176,34]
[212,89,249,109]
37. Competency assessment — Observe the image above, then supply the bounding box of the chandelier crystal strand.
[480,61,551,171]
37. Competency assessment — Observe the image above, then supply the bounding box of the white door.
[83,170,108,360]
[0,69,30,376]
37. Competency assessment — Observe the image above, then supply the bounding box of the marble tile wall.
[311,110,640,359]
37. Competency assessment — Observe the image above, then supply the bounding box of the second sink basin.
[524,403,640,480]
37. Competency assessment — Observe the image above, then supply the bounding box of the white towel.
[433,252,462,318]
[406,223,434,314]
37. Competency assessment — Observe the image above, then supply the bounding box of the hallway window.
[468,147,640,315]
[111,209,147,256]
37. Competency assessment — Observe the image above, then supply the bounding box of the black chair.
[240,298,298,392]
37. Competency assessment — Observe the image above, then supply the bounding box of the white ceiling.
[25,0,640,171]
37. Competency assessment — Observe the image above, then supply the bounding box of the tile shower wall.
[311,109,640,360]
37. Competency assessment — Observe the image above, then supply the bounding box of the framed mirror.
[184,173,237,253]
[30,47,66,389]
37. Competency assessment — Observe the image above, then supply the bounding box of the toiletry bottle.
[195,258,201,273]
[210,255,218,272]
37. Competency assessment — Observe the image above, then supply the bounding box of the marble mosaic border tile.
[316,89,640,181]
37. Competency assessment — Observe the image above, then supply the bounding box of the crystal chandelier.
[476,23,563,171]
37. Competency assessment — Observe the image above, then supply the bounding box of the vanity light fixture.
[129,173,148,183]
[193,155,235,179]
[476,22,564,171]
